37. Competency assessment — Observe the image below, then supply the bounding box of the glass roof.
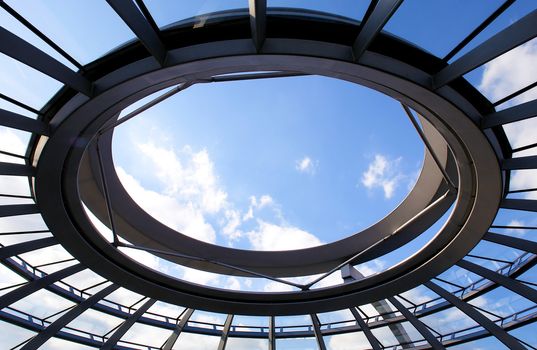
[0,0,536,349]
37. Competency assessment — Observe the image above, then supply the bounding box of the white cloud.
[295,156,317,174]
[361,154,403,199]
[247,220,323,251]
[117,166,216,244]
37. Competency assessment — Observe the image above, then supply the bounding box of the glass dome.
[0,1,536,349]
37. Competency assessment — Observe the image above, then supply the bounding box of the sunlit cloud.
[361,154,403,199]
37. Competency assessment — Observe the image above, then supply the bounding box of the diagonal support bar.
[0,264,84,310]
[433,10,537,89]
[101,298,156,350]
[106,0,167,65]
[424,281,525,350]
[349,308,382,350]
[21,284,119,349]
[0,237,57,259]
[0,27,92,96]
[0,162,35,176]
[352,0,403,60]
[162,308,194,350]
[0,108,49,135]
[217,314,234,350]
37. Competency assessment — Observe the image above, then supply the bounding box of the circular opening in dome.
[111,75,424,250]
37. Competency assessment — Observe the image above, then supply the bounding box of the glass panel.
[66,308,124,338]
[104,287,145,308]
[0,53,62,110]
[18,245,74,274]
[509,169,537,200]
[0,214,48,235]
[120,322,170,348]
[516,265,537,290]
[0,6,77,70]
[268,0,370,21]
[173,332,220,350]
[509,323,537,349]
[143,0,248,29]
[60,269,107,292]
[468,286,534,321]
[147,301,185,320]
[226,337,269,349]
[0,264,26,294]
[9,289,75,319]
[325,331,371,350]
[420,306,479,337]
[471,37,537,107]
[467,240,525,271]
[449,336,509,350]
[5,0,135,64]
[0,320,36,349]
[276,337,319,350]
[42,338,94,350]
[384,0,503,57]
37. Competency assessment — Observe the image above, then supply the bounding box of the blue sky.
[1,1,537,349]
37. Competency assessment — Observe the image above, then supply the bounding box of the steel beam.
[0,204,40,218]
[433,10,537,89]
[349,308,382,350]
[106,0,167,65]
[101,298,156,350]
[482,99,537,129]
[0,162,34,176]
[0,108,49,135]
[217,314,234,350]
[20,284,118,349]
[457,259,537,304]
[484,232,537,255]
[352,0,403,60]
[388,297,444,349]
[0,264,84,310]
[269,315,275,350]
[502,156,537,170]
[249,0,266,51]
[0,237,57,259]
[501,199,537,212]
[310,314,327,350]
[0,27,92,96]
[161,308,194,350]
[424,281,525,350]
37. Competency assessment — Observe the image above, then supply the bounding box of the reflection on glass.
[143,0,247,28]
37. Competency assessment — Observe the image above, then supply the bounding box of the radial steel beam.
[443,0,516,62]
[482,99,537,129]
[424,281,525,350]
[457,260,537,304]
[310,314,327,350]
[501,199,537,212]
[0,264,84,310]
[101,298,156,350]
[0,237,57,259]
[502,156,537,170]
[0,162,34,177]
[217,314,234,350]
[352,0,403,60]
[388,297,444,349]
[0,27,92,96]
[484,232,537,255]
[0,108,49,135]
[433,10,537,89]
[161,308,194,350]
[349,308,382,350]
[20,284,118,349]
[0,204,39,218]
[269,315,275,350]
[249,0,266,51]
[106,0,167,65]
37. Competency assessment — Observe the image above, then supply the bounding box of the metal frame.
[0,1,536,349]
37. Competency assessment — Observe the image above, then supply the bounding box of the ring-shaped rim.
[35,40,501,315]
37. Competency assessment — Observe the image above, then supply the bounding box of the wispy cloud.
[247,220,323,251]
[295,156,317,174]
[361,154,403,199]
